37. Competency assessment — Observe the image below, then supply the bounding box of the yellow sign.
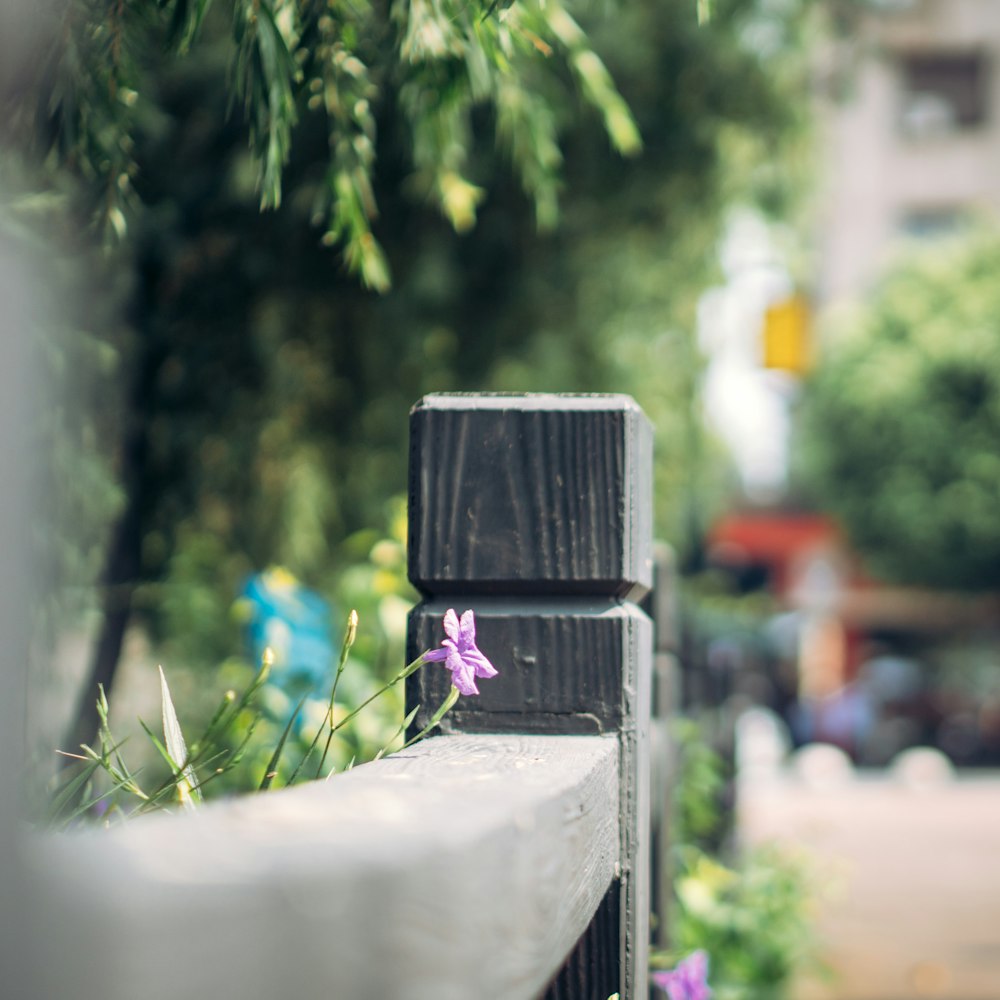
[763,295,812,374]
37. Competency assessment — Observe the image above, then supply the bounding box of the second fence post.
[406,393,653,999]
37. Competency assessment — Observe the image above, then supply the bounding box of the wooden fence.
[26,393,657,1000]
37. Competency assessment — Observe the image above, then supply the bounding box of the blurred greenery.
[657,720,819,1000]
[672,717,728,848]
[795,225,1000,591]
[1,0,815,753]
[667,844,817,1000]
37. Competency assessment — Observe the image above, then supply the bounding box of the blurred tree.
[1,0,813,749]
[795,227,1000,591]
[5,0,640,289]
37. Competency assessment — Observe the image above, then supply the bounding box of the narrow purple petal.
[422,647,450,662]
[651,952,711,1000]
[465,648,498,678]
[442,608,460,643]
[654,972,685,1000]
[448,652,479,696]
[685,950,708,978]
[458,609,476,648]
[679,950,710,998]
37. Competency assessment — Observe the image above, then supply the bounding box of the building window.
[898,52,988,137]
[897,205,966,240]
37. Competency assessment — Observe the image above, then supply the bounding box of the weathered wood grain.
[406,393,653,1000]
[407,599,650,733]
[542,885,620,1000]
[408,394,653,600]
[28,735,618,1000]
[407,601,651,997]
[648,547,681,948]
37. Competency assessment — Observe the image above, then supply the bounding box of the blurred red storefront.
[708,509,1000,686]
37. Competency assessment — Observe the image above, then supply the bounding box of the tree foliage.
[5,0,641,289]
[795,227,1000,591]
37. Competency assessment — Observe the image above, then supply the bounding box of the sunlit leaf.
[159,665,200,809]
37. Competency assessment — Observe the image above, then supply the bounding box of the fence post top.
[408,393,653,599]
[411,392,649,417]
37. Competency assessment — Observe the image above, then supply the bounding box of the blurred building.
[817,0,1000,303]
[700,0,1000,766]
[707,1,1000,488]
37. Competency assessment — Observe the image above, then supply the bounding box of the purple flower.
[651,951,712,1000]
[423,609,498,696]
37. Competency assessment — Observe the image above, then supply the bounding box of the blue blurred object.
[236,567,336,693]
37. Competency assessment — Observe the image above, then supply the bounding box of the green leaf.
[158,665,200,808]
[46,757,103,824]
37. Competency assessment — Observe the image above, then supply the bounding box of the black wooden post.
[406,393,653,999]
[646,544,682,950]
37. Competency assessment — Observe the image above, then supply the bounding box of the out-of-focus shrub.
[797,226,1000,590]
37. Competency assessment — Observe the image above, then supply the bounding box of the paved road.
[738,765,1000,1000]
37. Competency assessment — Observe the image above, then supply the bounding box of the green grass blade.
[259,696,307,791]
[46,758,103,823]
[59,775,133,827]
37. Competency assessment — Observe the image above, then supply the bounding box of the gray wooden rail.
[22,393,654,1000]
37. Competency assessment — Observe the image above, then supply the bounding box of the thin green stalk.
[95,684,136,786]
[59,773,139,828]
[259,695,308,791]
[185,751,245,797]
[228,711,263,766]
[287,609,358,785]
[397,685,459,752]
[78,734,149,802]
[314,651,427,779]
[47,756,104,824]
[187,687,238,758]
[373,704,420,761]
[181,652,272,773]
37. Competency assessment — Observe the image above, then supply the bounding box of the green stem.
[314,652,429,779]
[397,685,460,752]
[286,609,358,785]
